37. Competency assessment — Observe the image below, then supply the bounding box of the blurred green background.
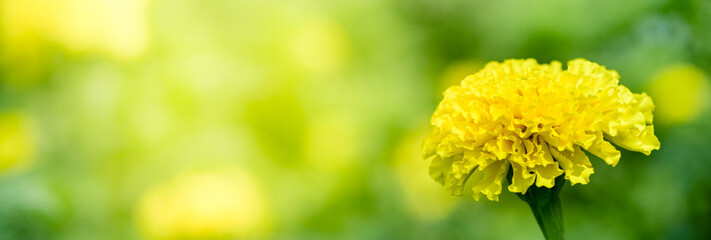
[0,0,710,239]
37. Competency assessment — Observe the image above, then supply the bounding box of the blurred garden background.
[0,0,710,239]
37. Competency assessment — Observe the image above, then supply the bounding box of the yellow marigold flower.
[423,59,660,201]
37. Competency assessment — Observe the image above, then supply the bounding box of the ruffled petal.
[445,155,473,195]
[634,93,655,124]
[549,145,594,185]
[531,162,564,188]
[585,137,621,166]
[427,154,452,187]
[472,160,510,201]
[507,160,535,193]
[608,125,660,155]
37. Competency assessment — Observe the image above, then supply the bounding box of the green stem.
[516,175,566,240]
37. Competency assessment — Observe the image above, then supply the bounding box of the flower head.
[423,59,660,201]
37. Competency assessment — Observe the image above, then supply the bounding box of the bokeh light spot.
[136,170,269,240]
[647,64,710,125]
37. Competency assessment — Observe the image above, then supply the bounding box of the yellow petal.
[619,106,646,132]
[566,58,620,93]
[471,160,510,201]
[445,155,473,196]
[421,130,441,157]
[429,150,487,196]
[634,93,655,124]
[549,145,594,185]
[522,135,556,168]
[585,137,621,166]
[572,130,596,150]
[608,125,660,155]
[507,160,535,193]
[531,162,564,188]
[427,155,452,187]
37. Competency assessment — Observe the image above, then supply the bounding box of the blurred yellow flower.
[1,0,148,59]
[136,171,268,240]
[0,112,35,174]
[423,59,660,201]
[289,20,349,73]
[647,64,710,125]
[304,113,362,169]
